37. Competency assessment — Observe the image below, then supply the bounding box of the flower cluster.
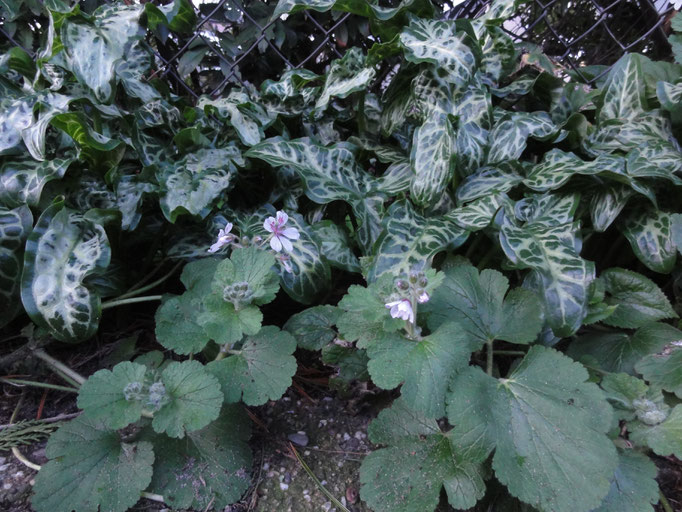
[384,271,430,326]
[208,210,300,255]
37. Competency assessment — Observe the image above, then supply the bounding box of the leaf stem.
[141,410,154,419]
[486,339,494,376]
[660,490,673,512]
[289,443,351,512]
[33,349,86,387]
[101,295,163,310]
[141,492,165,503]
[0,377,79,393]
[11,447,41,471]
[117,261,182,301]
[493,350,527,356]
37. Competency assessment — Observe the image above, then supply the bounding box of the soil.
[1,341,682,512]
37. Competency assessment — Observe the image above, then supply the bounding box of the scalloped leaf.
[360,399,485,512]
[447,346,617,512]
[21,202,111,343]
[426,263,543,346]
[630,405,682,458]
[206,326,297,406]
[367,200,468,281]
[144,405,252,510]
[593,450,659,512]
[284,305,341,351]
[77,362,148,430]
[155,292,212,355]
[568,322,682,374]
[0,205,32,329]
[600,267,677,328]
[32,416,154,512]
[636,348,682,399]
[152,360,223,438]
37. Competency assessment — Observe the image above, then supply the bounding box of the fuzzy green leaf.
[207,326,297,406]
[144,405,252,510]
[568,322,682,374]
[600,268,677,328]
[448,346,617,512]
[427,263,543,346]
[636,348,682,399]
[592,450,659,512]
[284,305,341,351]
[630,405,682,458]
[32,416,154,512]
[152,360,223,438]
[155,292,211,355]
[77,362,148,429]
[360,398,485,512]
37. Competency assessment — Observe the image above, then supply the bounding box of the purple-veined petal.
[264,217,276,232]
[280,235,294,253]
[281,227,300,239]
[276,211,288,226]
[270,235,283,252]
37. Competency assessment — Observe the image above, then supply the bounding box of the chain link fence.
[0,0,677,98]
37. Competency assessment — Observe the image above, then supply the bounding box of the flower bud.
[395,279,409,291]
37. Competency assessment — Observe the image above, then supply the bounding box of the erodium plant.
[1,0,682,510]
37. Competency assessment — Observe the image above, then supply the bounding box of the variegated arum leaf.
[157,146,241,223]
[144,0,197,35]
[599,267,677,329]
[455,162,523,203]
[367,200,468,282]
[445,194,505,230]
[454,79,492,176]
[60,4,144,102]
[620,208,676,274]
[310,220,361,273]
[151,360,223,438]
[487,111,557,164]
[409,113,455,207]
[32,416,155,512]
[206,326,297,406]
[360,398,486,512]
[366,322,479,418]
[400,17,476,87]
[144,404,252,510]
[598,53,646,123]
[197,91,273,146]
[0,205,32,329]
[568,322,682,374]
[315,47,376,112]
[284,305,341,351]
[21,202,111,343]
[447,346,618,512]
[246,137,383,252]
[498,196,594,337]
[426,263,543,346]
[590,185,634,232]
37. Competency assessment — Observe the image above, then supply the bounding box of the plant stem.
[141,492,165,503]
[486,339,494,376]
[141,410,154,419]
[101,295,163,310]
[493,350,527,356]
[116,261,182,301]
[33,349,86,386]
[660,490,673,512]
[0,377,79,393]
[11,447,41,471]
[583,364,610,376]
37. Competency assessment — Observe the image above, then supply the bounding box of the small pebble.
[3,483,11,490]
[342,433,351,441]
[0,457,5,464]
[262,463,270,471]
[283,472,292,484]
[279,482,289,491]
[318,419,328,427]
[304,494,311,502]
[0,464,9,472]
[288,431,309,447]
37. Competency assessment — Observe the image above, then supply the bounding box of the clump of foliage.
[1,0,682,510]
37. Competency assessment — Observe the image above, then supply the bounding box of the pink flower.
[385,299,414,324]
[417,292,430,304]
[263,211,300,253]
[208,222,234,253]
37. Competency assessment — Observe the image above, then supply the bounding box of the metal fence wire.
[0,0,677,99]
